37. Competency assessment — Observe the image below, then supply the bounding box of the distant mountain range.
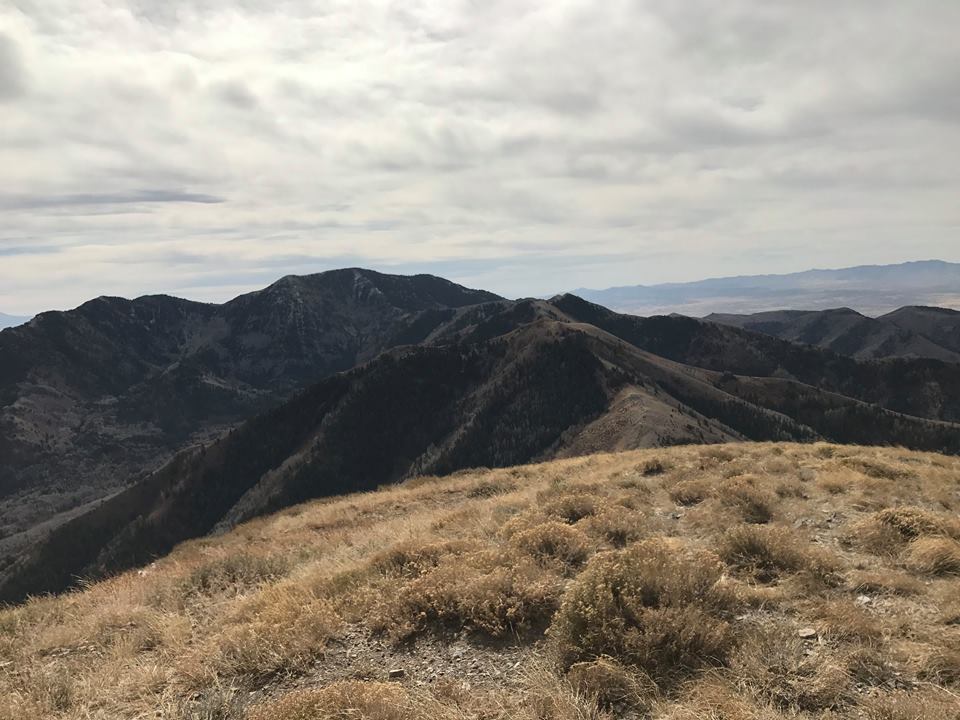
[576,260,960,316]
[0,313,29,330]
[3,270,960,601]
[706,306,960,362]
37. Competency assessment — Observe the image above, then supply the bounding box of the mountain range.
[0,313,29,330]
[706,306,960,362]
[577,259,960,316]
[2,269,960,601]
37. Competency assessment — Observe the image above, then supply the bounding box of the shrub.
[906,537,960,576]
[848,570,922,597]
[566,656,654,711]
[375,549,562,640]
[718,525,840,585]
[655,678,781,720]
[852,507,960,556]
[182,552,289,596]
[730,628,851,712]
[205,584,341,682]
[716,478,776,523]
[542,492,599,523]
[510,521,591,570]
[640,459,666,477]
[549,538,734,684]
[809,599,882,642]
[863,689,960,720]
[873,507,957,540]
[370,539,471,578]
[577,504,647,548]
[246,682,415,720]
[918,641,960,686]
[669,480,710,507]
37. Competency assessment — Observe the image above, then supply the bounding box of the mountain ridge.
[4,294,960,601]
[575,259,960,316]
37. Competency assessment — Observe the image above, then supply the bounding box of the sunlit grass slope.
[2,443,959,719]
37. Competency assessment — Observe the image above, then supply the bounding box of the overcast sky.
[2,1,959,313]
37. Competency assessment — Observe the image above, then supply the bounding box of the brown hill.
[1,443,958,719]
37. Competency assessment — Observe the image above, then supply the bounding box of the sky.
[1,1,959,314]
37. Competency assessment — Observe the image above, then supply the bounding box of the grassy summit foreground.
[2,443,959,719]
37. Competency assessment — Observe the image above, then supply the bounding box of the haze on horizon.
[2,1,959,315]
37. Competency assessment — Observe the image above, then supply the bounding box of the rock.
[798,627,818,640]
[388,668,406,680]
[856,594,872,606]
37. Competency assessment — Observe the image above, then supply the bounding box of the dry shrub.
[375,549,562,640]
[848,570,922,596]
[669,479,710,507]
[655,678,782,720]
[182,551,289,596]
[719,525,840,585]
[700,446,736,463]
[246,682,417,720]
[370,539,472,578]
[541,492,599,523]
[168,685,245,720]
[716,477,776,524]
[577,503,647,548]
[513,664,611,720]
[468,479,516,498]
[842,457,915,481]
[863,689,960,720]
[566,656,655,711]
[808,599,882,642]
[918,638,960,686]
[774,479,806,499]
[906,537,960,576]
[854,506,960,556]
[202,584,341,682]
[730,628,851,712]
[550,538,735,684]
[818,475,849,495]
[640,459,666,476]
[510,521,591,570]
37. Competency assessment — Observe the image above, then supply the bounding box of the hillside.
[1,443,958,719]
[576,260,960,316]
[5,297,960,601]
[0,269,501,566]
[706,307,960,362]
[881,306,960,354]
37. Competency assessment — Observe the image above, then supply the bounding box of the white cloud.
[1,0,959,313]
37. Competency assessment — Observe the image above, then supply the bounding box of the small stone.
[856,595,872,606]
[798,627,818,640]
[388,668,406,680]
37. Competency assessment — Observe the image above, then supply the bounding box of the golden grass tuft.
[373,548,563,640]
[906,537,960,576]
[246,681,416,720]
[566,656,655,711]
[550,538,735,684]
[715,477,777,524]
[718,525,840,585]
[194,584,342,683]
[510,520,592,570]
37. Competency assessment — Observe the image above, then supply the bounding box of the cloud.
[0,33,25,101]
[0,0,958,315]
[0,190,226,210]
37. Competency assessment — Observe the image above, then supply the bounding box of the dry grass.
[1,442,959,719]
[550,538,736,685]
